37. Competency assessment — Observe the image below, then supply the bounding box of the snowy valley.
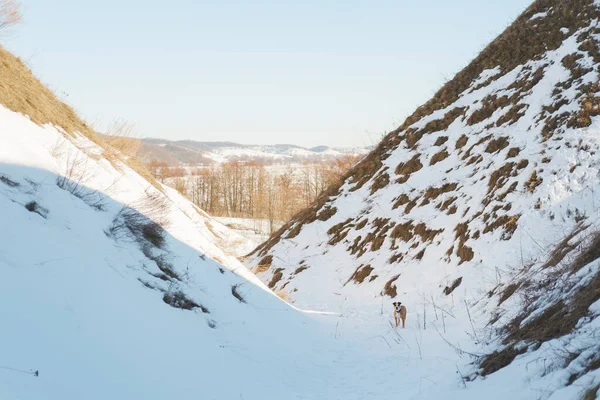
[1,0,600,399]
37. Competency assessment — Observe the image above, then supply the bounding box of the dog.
[393,301,407,328]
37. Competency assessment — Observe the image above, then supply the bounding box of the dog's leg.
[402,317,405,328]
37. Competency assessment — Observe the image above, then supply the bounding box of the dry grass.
[571,231,600,273]
[485,137,510,153]
[430,149,449,166]
[480,224,600,377]
[327,218,353,245]
[268,268,284,289]
[581,384,599,400]
[102,119,141,161]
[275,289,292,303]
[421,183,458,205]
[497,283,520,305]
[455,135,468,150]
[506,147,520,158]
[480,346,526,376]
[395,154,423,184]
[467,95,510,125]
[443,277,463,295]
[345,264,374,285]
[370,171,390,194]
[488,162,516,194]
[255,255,273,273]
[434,136,449,146]
[524,170,543,192]
[0,45,92,138]
[381,274,400,298]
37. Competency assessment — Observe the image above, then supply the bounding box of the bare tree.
[0,0,21,32]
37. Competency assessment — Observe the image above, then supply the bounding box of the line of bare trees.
[147,157,359,233]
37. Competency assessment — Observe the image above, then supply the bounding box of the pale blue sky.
[5,1,531,147]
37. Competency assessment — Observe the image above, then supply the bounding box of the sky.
[4,1,532,148]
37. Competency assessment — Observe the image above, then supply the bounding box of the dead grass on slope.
[0,46,161,191]
[479,224,600,378]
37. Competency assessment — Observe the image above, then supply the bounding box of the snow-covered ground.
[2,100,599,398]
[0,104,484,400]
[213,217,278,248]
[3,1,600,398]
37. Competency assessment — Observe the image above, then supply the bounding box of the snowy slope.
[3,0,600,398]
[248,0,600,397]
[0,104,535,400]
[0,73,504,400]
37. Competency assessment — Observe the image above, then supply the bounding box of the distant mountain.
[138,138,371,164]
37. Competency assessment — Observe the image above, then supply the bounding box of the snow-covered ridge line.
[139,138,371,164]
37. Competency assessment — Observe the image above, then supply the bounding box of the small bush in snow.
[163,290,209,313]
[24,201,48,218]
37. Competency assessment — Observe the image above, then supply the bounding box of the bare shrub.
[102,119,141,162]
[56,151,107,211]
[106,191,170,249]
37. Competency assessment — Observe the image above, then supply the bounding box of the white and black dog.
[392,301,407,328]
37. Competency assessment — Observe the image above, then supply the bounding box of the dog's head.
[392,301,402,310]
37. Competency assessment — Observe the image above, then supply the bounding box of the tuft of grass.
[24,200,48,218]
[268,268,284,289]
[345,264,374,285]
[0,174,19,187]
[231,284,247,303]
[443,277,463,295]
[582,384,599,400]
[480,346,526,376]
[571,231,600,273]
[163,290,208,312]
[381,274,400,298]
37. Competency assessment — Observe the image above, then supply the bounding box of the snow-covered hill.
[138,138,370,164]
[4,0,600,398]
[249,0,600,397]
